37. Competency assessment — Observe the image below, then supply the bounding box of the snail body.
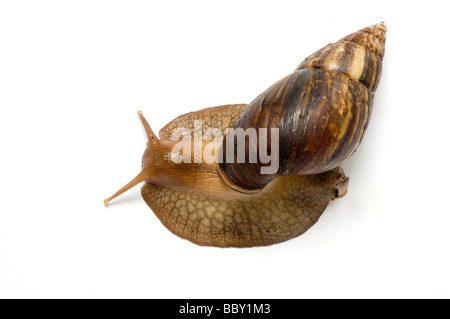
[104,23,386,247]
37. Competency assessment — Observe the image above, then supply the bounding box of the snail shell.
[218,22,386,192]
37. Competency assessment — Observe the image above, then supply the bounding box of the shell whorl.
[297,22,386,92]
[218,23,386,192]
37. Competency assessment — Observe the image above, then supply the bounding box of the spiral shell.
[218,23,386,192]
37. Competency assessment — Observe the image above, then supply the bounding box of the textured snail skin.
[143,105,347,247]
[104,23,385,248]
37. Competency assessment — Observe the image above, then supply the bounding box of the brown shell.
[218,23,386,192]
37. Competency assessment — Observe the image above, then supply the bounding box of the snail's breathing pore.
[104,23,386,247]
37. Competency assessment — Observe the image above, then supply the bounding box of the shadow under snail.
[104,22,386,248]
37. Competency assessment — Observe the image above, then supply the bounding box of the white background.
[1,0,449,299]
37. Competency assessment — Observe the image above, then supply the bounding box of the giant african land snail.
[104,23,386,247]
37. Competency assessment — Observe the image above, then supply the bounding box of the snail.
[104,22,386,248]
